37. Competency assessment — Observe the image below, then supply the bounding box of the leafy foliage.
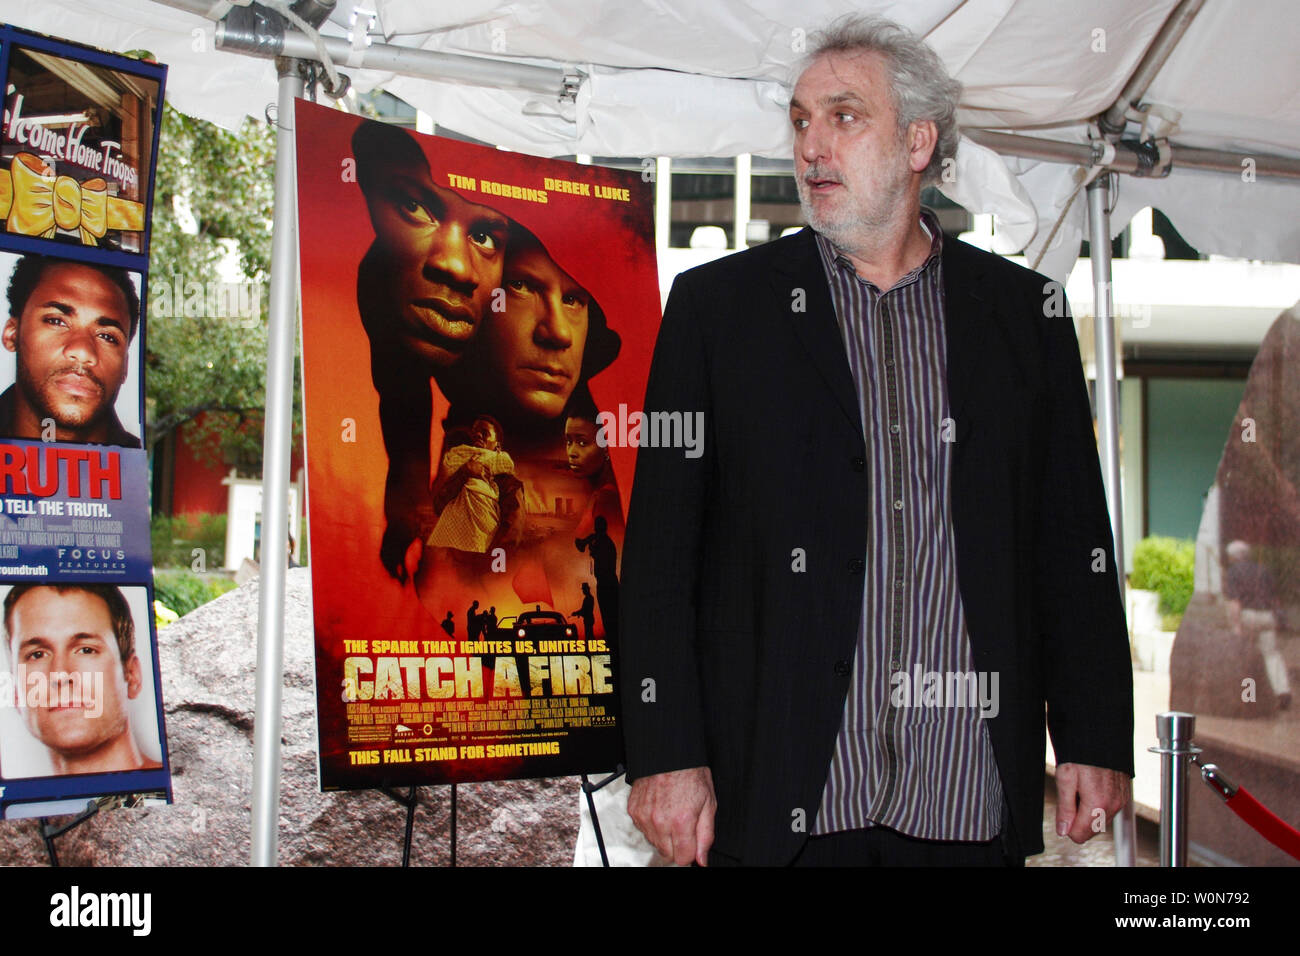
[152,569,238,618]
[150,511,227,569]
[1130,536,1195,619]
[146,104,299,466]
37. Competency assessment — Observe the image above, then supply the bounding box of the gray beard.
[795,146,912,255]
[797,193,879,260]
[800,195,855,251]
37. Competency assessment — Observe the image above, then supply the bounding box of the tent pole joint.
[561,71,582,103]
[1116,137,1172,178]
[217,2,286,58]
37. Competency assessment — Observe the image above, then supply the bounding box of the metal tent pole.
[250,63,305,868]
[1099,0,1206,135]
[1086,175,1137,867]
[963,129,1300,183]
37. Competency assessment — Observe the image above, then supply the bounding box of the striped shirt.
[811,215,1004,840]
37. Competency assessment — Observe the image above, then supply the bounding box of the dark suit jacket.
[618,227,1134,866]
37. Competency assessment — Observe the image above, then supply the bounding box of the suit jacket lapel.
[770,228,863,435]
[941,238,995,434]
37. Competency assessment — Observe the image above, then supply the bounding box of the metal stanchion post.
[1149,711,1201,866]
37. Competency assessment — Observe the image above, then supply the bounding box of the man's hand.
[627,766,717,866]
[1055,762,1131,844]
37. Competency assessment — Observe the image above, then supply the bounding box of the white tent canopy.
[6,0,1299,280]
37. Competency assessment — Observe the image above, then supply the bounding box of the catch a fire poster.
[296,101,660,788]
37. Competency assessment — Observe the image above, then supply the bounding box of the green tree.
[146,103,298,465]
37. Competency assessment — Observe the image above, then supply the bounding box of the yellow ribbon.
[0,152,145,245]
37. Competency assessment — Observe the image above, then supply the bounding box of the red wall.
[170,422,228,516]
[168,414,303,516]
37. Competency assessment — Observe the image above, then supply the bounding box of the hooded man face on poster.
[437,219,620,448]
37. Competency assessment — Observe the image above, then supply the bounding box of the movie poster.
[296,100,661,788]
[1,36,159,253]
[0,25,169,818]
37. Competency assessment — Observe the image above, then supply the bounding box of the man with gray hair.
[619,14,1133,865]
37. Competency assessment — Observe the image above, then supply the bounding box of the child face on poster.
[465,417,503,479]
[565,415,606,479]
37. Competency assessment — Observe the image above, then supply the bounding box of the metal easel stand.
[379,783,459,867]
[581,767,626,868]
[219,0,572,871]
[38,800,100,867]
[379,770,620,868]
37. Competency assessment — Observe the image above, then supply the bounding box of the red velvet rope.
[1224,787,1300,860]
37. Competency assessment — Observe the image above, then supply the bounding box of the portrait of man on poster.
[0,254,142,447]
[352,119,512,580]
[437,221,621,455]
[3,584,163,777]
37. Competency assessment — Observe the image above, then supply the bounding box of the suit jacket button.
[834,660,851,677]
[847,558,865,573]
[851,456,865,472]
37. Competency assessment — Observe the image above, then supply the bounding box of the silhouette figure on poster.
[576,516,619,642]
[573,582,596,641]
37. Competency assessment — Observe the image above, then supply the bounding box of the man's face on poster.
[363,162,510,368]
[483,243,590,420]
[8,587,141,768]
[3,263,131,441]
